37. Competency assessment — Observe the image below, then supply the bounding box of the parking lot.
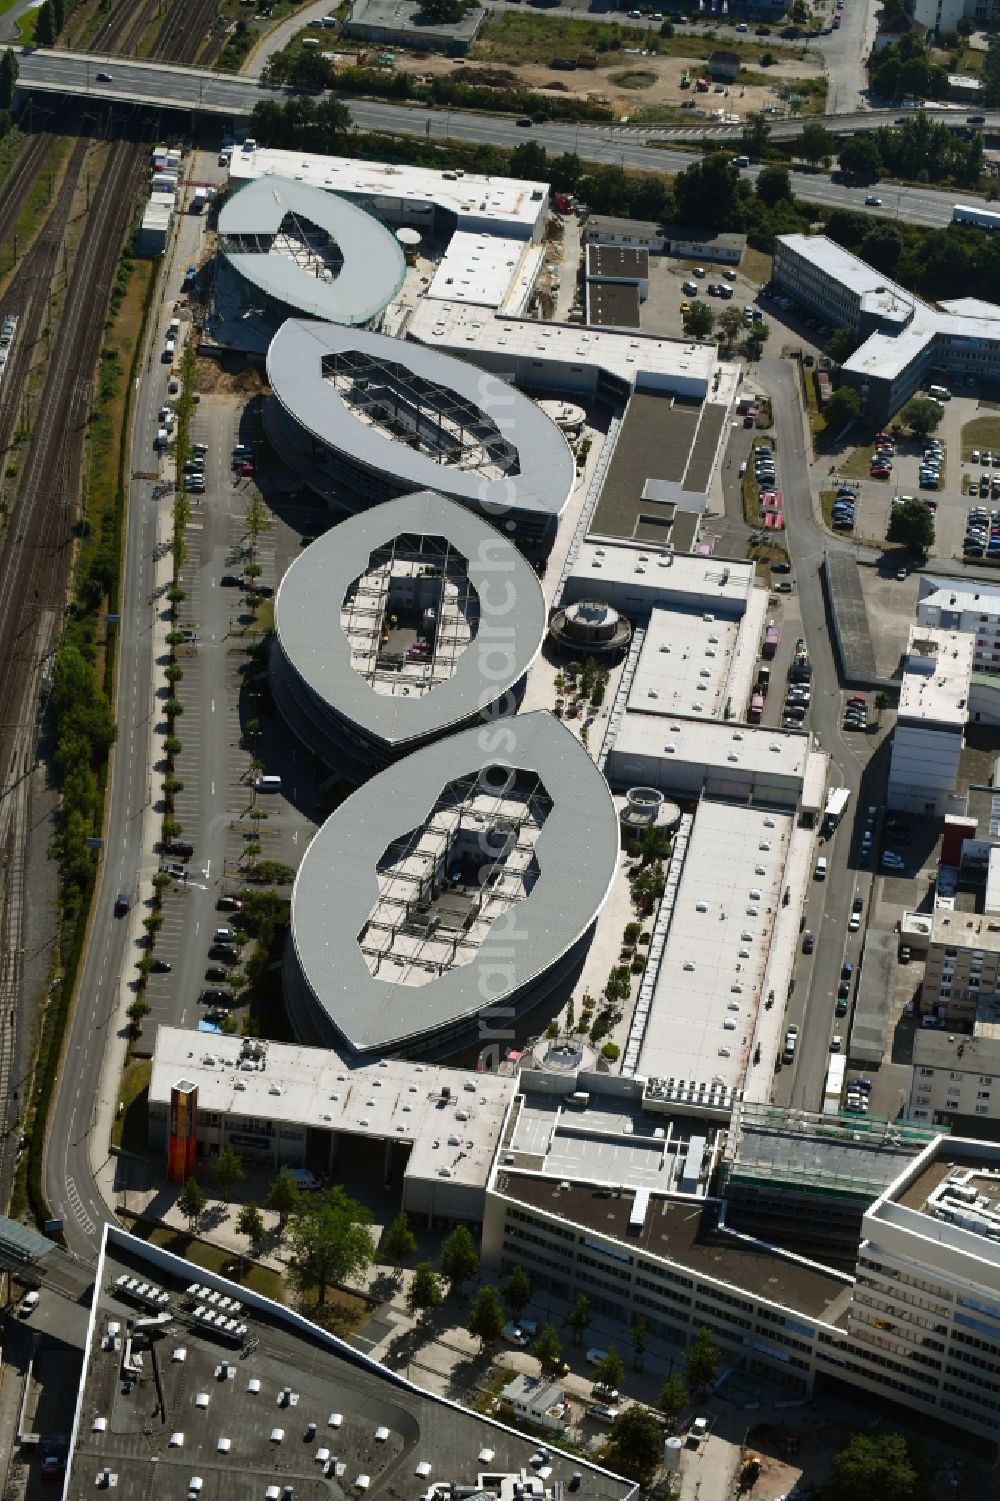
[140,392,326,1038]
[637,254,762,341]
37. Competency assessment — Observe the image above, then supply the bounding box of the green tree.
[510,140,547,180]
[382,1211,418,1263]
[684,1325,721,1397]
[798,120,835,167]
[532,1321,564,1373]
[503,1265,532,1318]
[742,110,771,158]
[659,17,674,35]
[900,395,943,437]
[566,1291,592,1345]
[629,1318,648,1372]
[718,305,744,349]
[126,997,150,1032]
[824,1431,927,1501]
[35,1,55,45]
[177,1176,206,1231]
[407,1260,443,1317]
[825,325,859,364]
[285,1186,374,1305]
[673,152,746,232]
[419,0,465,19]
[603,1405,663,1486]
[657,1372,689,1429]
[550,151,583,193]
[467,1284,506,1348]
[214,1145,245,1202]
[594,1347,626,1392]
[860,223,903,276]
[264,1165,300,1230]
[755,164,792,207]
[887,498,935,555]
[789,0,809,21]
[825,385,862,431]
[683,300,715,339]
[839,135,882,183]
[874,690,890,725]
[0,49,18,110]
[439,1224,479,1295]
[236,1200,266,1264]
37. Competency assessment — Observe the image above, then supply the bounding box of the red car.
[238,463,254,477]
[870,465,891,478]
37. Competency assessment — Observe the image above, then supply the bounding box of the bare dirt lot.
[382,47,823,120]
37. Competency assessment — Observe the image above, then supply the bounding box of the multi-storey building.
[773,234,1000,424]
[920,907,1000,1031]
[887,626,973,816]
[845,1137,1000,1441]
[908,1019,1000,1129]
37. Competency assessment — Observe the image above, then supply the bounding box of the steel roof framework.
[358,767,551,986]
[221,208,346,287]
[341,530,480,698]
[320,348,521,482]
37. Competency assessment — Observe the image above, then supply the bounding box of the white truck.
[822,786,850,838]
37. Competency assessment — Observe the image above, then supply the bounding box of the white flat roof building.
[563,540,756,619]
[773,233,1000,424]
[628,608,741,720]
[897,626,974,727]
[888,626,973,816]
[917,574,1000,677]
[425,231,545,314]
[228,147,549,239]
[846,1137,1000,1444]
[606,714,823,814]
[148,1027,516,1213]
[633,800,795,1113]
[406,299,717,400]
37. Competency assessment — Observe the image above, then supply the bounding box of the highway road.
[13,51,999,229]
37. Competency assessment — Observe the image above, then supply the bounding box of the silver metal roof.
[290,711,620,1053]
[274,490,545,747]
[266,319,575,519]
[218,176,404,326]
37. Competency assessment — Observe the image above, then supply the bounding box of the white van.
[254,774,282,792]
[168,317,180,337]
[929,383,951,401]
[814,856,828,880]
[163,339,175,362]
[155,428,169,449]
[289,1168,321,1190]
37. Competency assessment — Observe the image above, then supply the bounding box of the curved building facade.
[264,319,575,554]
[270,490,547,781]
[218,176,405,327]
[284,711,620,1058]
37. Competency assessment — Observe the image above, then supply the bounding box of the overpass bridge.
[16,49,1000,139]
[17,47,286,117]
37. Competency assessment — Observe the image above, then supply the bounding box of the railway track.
[0,0,228,1210]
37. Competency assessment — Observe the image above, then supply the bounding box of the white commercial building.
[846,1137,1000,1444]
[917,576,1000,676]
[887,626,973,816]
[563,541,756,620]
[908,1013,1000,1127]
[405,299,717,402]
[773,233,1000,423]
[606,714,823,814]
[425,230,545,315]
[629,799,796,1115]
[625,600,763,724]
[228,147,549,239]
[148,1027,516,1223]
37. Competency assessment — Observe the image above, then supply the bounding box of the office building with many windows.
[773,234,1000,424]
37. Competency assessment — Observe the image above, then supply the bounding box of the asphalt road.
[43,298,176,1261]
[14,51,999,229]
